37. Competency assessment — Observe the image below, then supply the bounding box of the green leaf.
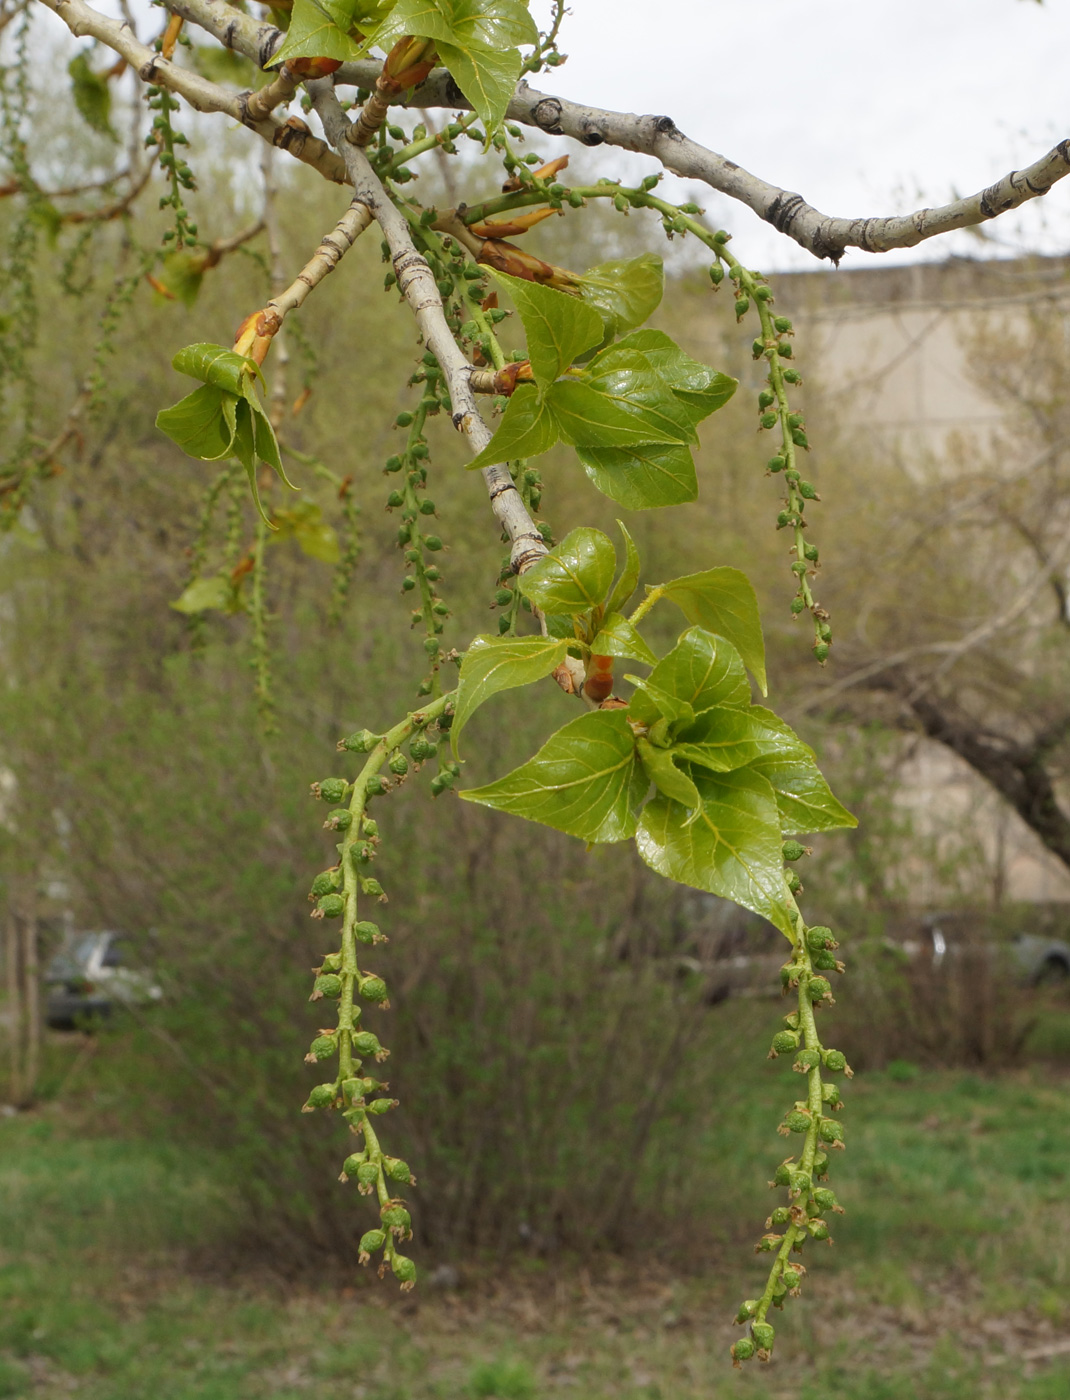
[371,0,538,50]
[660,567,767,695]
[173,343,260,396]
[577,252,664,342]
[747,751,858,836]
[435,39,524,134]
[626,680,695,732]
[68,53,117,141]
[615,329,737,423]
[636,738,699,809]
[272,0,364,65]
[576,441,697,510]
[156,384,236,462]
[461,709,646,844]
[628,626,749,726]
[590,612,657,667]
[488,271,603,389]
[674,705,810,774]
[636,767,793,935]
[170,575,231,614]
[248,397,291,482]
[364,1,538,131]
[518,527,616,615]
[465,384,559,471]
[550,348,697,451]
[452,633,569,748]
[270,501,340,564]
[604,520,641,616]
[231,400,294,525]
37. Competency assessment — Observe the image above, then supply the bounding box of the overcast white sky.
[527,0,1070,270]
[36,0,1070,272]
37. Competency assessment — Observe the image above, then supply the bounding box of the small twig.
[311,82,547,578]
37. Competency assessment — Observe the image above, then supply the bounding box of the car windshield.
[46,934,105,980]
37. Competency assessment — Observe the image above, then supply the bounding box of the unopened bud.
[818,1116,844,1145]
[310,869,342,897]
[341,729,378,753]
[770,1030,800,1056]
[308,1034,336,1061]
[751,1322,775,1353]
[808,976,833,1003]
[305,1083,336,1109]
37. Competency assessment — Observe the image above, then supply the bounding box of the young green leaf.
[488,271,603,388]
[604,520,641,616]
[452,634,570,748]
[590,612,657,667]
[628,626,750,725]
[518,527,616,615]
[577,252,665,342]
[231,400,294,525]
[156,252,206,308]
[156,384,236,462]
[172,343,261,397]
[435,39,523,136]
[68,52,117,141]
[270,501,340,564]
[576,441,697,510]
[636,767,793,936]
[673,704,810,774]
[461,709,646,843]
[170,575,232,614]
[626,680,695,732]
[371,0,538,52]
[746,751,858,835]
[660,568,767,695]
[465,385,559,471]
[636,737,699,809]
[551,348,697,450]
[614,329,737,423]
[271,0,364,66]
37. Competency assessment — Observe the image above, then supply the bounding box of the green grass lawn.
[2,1052,1070,1399]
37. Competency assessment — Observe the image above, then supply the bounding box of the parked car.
[45,931,162,1029]
[889,910,1070,984]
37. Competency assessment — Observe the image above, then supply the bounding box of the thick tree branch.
[310,83,547,578]
[165,0,1070,264]
[904,691,1070,872]
[36,0,348,186]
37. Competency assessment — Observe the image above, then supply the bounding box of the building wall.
[782,256,1070,905]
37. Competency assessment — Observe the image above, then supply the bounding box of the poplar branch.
[36,0,347,186]
[162,1,1070,263]
[239,200,372,363]
[245,62,301,123]
[310,83,547,578]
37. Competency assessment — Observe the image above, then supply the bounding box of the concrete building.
[782,255,1070,906]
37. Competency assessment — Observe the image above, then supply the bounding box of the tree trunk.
[6,908,22,1105]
